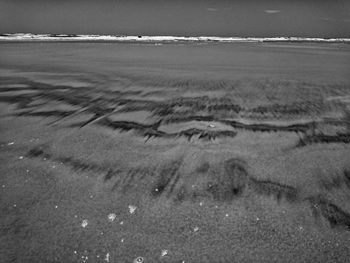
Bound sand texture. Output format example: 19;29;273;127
1;42;350;262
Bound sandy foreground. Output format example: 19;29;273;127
0;42;350;262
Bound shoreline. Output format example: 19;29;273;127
1;33;350;44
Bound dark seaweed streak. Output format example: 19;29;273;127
306;195;350;230
2;77;349;143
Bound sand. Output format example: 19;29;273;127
0;42;350;262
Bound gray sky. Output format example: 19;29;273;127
1;0;349;37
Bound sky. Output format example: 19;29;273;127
0;0;349;37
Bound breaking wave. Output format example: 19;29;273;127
1;33;349;43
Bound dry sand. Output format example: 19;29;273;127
0;42;350;262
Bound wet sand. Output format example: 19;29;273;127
1;42;350;262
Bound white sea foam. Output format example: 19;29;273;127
0;33;349;43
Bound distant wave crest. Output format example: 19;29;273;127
0;33;349;43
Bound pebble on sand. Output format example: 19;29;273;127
161;250;168;257
81;219;88;228
193;226;199;232
105;252;110;262
108;213;117;222
133;256;144;263
128;205;137;214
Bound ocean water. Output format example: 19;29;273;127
0;0;349;38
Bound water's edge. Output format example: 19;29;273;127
1;33;350;43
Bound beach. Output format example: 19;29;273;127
1;42;350;262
